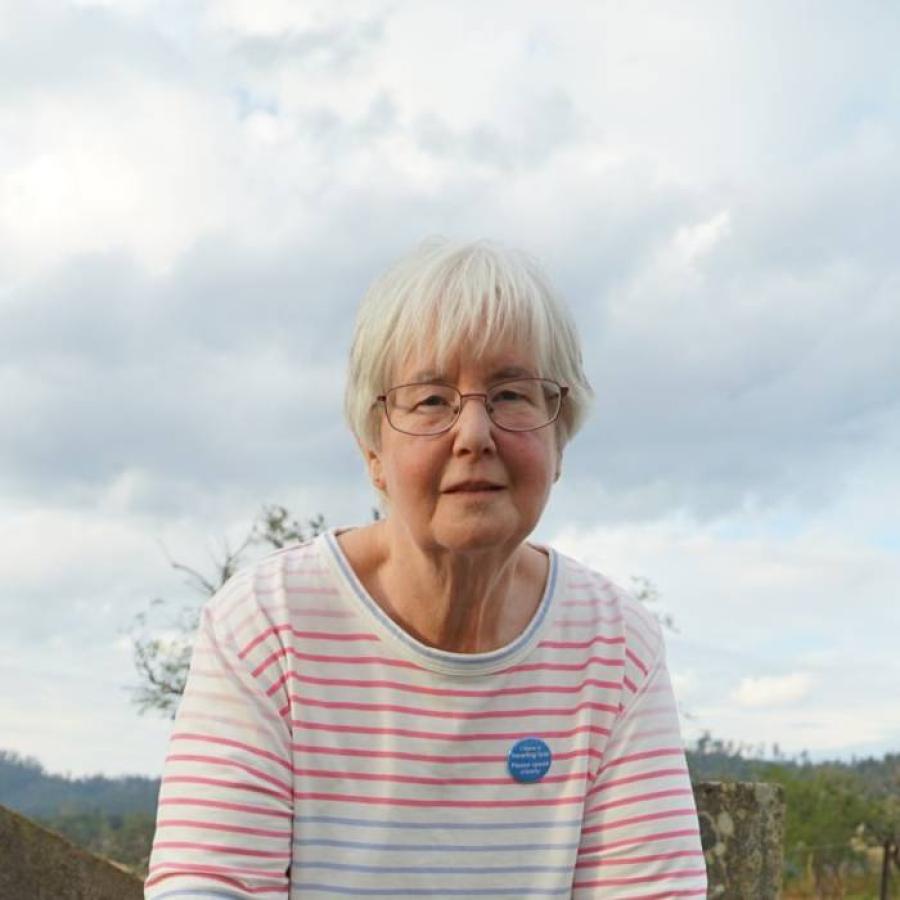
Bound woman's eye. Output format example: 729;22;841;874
493;389;526;402
417;394;450;408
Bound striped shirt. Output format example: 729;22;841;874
146;529;706;898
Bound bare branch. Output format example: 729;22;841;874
131;507;328;716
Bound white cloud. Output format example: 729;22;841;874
0;648;172;776
548;510;900;759
203;0;360;38
0;85;235;276
670;210;731;269
731;673;814;709
548;513;900;643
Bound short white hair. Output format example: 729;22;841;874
345;237;593;452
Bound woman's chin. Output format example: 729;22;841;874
428;515;524;555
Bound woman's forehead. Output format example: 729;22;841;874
392;342;542;384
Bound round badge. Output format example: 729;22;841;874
507;737;552;783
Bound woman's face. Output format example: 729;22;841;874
366;341;561;557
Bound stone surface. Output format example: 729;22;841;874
0;803;144;900
695;781;786;899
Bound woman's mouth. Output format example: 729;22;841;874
444;481;505;494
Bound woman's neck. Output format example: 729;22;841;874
338;521;547;653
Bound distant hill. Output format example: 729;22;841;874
0;750;159;818
0;750;160;876
685;735;900;799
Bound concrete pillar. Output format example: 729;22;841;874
694;781;786;899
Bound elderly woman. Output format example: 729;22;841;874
146;240;706;898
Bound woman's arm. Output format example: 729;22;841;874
573;608;707;898
145;576;294;899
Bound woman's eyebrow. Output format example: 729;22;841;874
406;365;535;383
490;365;536;379
408;369;444;382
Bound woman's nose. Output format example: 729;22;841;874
451;395;497;451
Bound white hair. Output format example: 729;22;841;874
345;237;593;452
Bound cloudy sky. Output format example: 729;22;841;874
2;0;898;777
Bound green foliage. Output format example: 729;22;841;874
36;809;156;877
686;732;773;782
769;763;871;893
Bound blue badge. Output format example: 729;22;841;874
507;737;552;783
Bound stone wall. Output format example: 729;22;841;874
0;804;143;900
695;781;786;899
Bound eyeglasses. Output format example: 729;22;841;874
377;378;568;436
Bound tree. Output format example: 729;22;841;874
130;506;328;717
772;763;873;896
630;575;678;634
867;774;900;899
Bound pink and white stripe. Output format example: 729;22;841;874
146;531;706;898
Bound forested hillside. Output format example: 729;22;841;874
687;734;900;795
0;750;158;817
0;750;158;874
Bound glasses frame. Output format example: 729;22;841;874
377;377;569;437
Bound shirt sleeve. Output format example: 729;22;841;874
572;601;707;898
145;571;294;899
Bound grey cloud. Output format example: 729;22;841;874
0;235;368;363
0;247;357;502
465;127;899;524
556;187;900;520
0;1;190;97
1;63;898;527
0;180;478;511
414;89;581;171
232;19;385;73
731;150;900;275
6;158;897;527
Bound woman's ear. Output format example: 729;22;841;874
363;443;386;493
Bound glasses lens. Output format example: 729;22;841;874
386;383;458;435
384;379;562;434
487;379;560;431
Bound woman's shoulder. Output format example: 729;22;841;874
203;535;329;623
553;550;665;661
